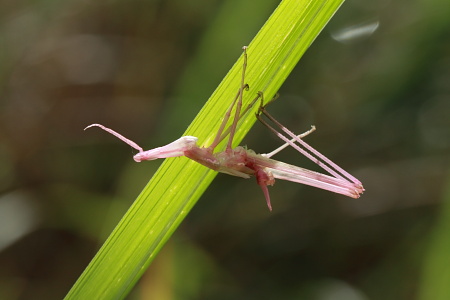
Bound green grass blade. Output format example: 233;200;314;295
65;0;346;298
419;174;450;300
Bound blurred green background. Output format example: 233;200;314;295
1;0;449;299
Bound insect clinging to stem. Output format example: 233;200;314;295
85;46;364;211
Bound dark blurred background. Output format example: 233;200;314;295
1;0;449;299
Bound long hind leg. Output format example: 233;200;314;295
256;92;363;187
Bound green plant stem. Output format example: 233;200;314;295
65;0;346;298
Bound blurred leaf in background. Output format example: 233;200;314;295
0;0;449;299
